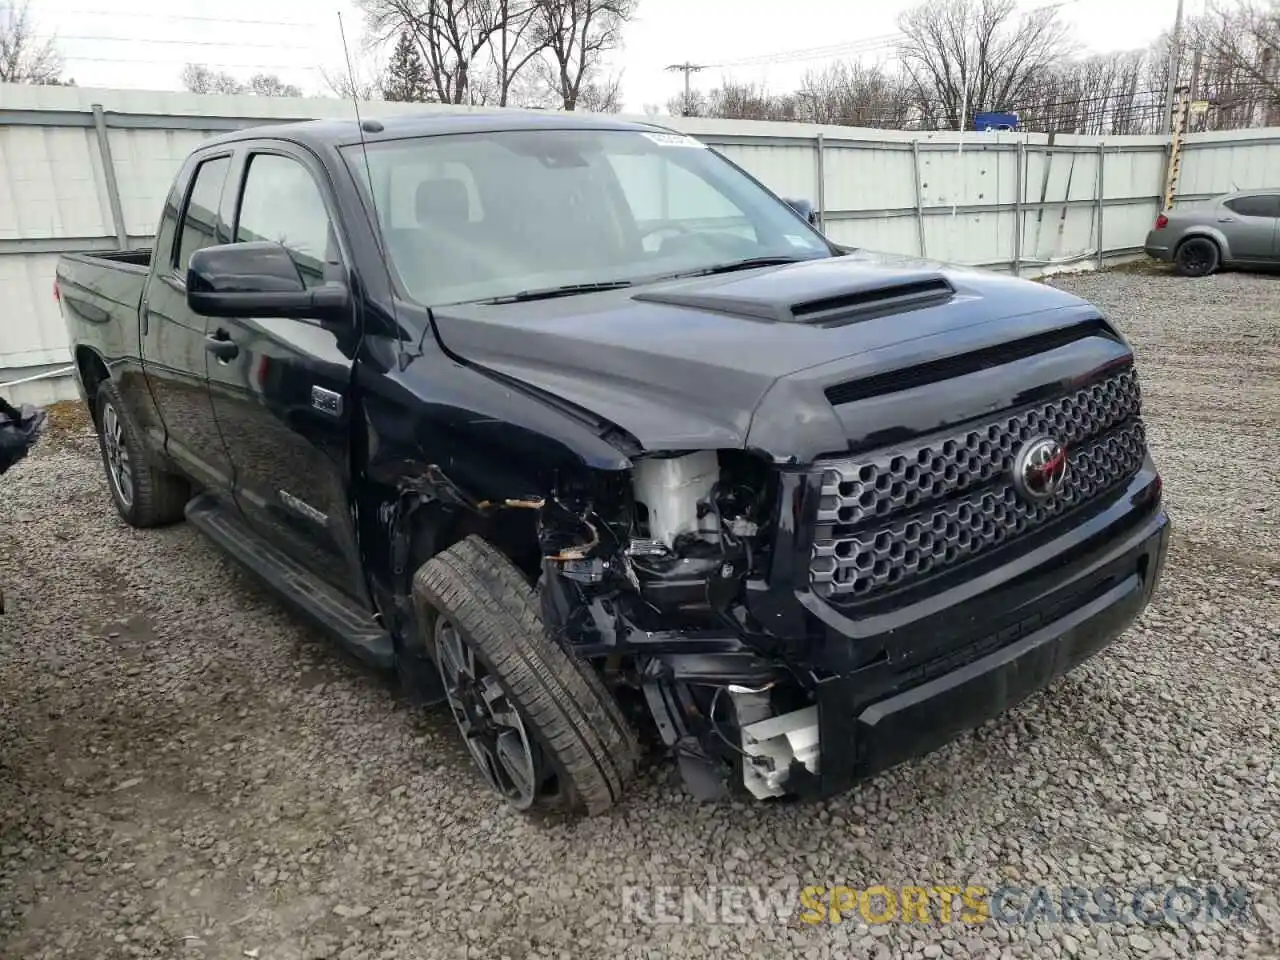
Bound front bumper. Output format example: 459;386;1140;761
802;498;1170;798
639;458;1169;802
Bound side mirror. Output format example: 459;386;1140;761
187;241;350;321
784;197;820;227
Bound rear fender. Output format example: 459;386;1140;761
1177;226;1231;261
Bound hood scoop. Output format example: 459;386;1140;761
632;258;956;326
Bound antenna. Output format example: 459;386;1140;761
338;12;411;370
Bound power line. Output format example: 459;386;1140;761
715;34;903;68
679;0;1082;75
58;34;307;49
713;0;1082;71
61;53;325;71
46;7;324;27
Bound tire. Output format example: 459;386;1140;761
411;535;638;816
1174;237;1220;277
94;380;189;528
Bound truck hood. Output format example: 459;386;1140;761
429;250;1107;462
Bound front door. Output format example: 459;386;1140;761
142;150;238;493
204;145;368;605
1221;194;1280;261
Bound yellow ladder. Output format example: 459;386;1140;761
1163;89;1192;211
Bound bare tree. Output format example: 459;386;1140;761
359;0;508;104
708;81;797;121
0;0;65;84
665;88;706;117
663;81;797;121
896;0;1072;129
485;0;544;106
249;73;303;97
797;61;912;127
576;70;623;112
1012;49;1156;134
1193;1;1280;128
651;0;1275;134
182;63;302;97
321;60;383;100
678;69;910;127
534;0;634;110
181;63;246;95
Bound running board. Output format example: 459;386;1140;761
185;494;395;671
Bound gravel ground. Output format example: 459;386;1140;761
1;266;1277;960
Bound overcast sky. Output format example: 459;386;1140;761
39;0;1197;113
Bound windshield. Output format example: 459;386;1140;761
340;128;833;306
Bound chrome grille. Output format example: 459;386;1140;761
810;368;1145;601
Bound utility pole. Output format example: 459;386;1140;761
665;62;705;115
1161;0;1186;134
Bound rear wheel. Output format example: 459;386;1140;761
1174;237;1219;277
94;381;188;527
411;536;639;816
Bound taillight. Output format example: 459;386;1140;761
1154;214;1169;230
53;280;60;303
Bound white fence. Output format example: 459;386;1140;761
3;82;1280;404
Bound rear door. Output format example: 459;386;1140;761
1220;194;1280;261
204;142;368;604
140;150;237;493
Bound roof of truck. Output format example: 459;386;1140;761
202;110;667;150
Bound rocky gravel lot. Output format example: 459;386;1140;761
1;266;1278;960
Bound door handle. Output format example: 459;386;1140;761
205;332;239;361
1217;217;1235;222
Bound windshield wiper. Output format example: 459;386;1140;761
664;255;824;280
471;280;634;304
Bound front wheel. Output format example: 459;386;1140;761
1174;237;1220;277
411;536;639;816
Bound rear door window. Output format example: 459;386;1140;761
173;156;231;274
1223;195;1279;218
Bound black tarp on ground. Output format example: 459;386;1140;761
0;397;46;477
1;396;48;613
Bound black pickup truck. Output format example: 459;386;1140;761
57;112;1170;816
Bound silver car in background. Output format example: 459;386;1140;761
1144;188;1280;277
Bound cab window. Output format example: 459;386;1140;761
173;155;231;273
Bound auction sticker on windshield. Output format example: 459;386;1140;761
643;132;705;148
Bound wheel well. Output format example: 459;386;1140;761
363;484;543;608
75;347;110;423
1175;234;1220;260
411;504;542;584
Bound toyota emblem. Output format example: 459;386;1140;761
1013;436;1068;501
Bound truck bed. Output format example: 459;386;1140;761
58;249;151;309
74;249;153;270
56;249;153;373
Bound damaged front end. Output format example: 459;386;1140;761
535;449;820;802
